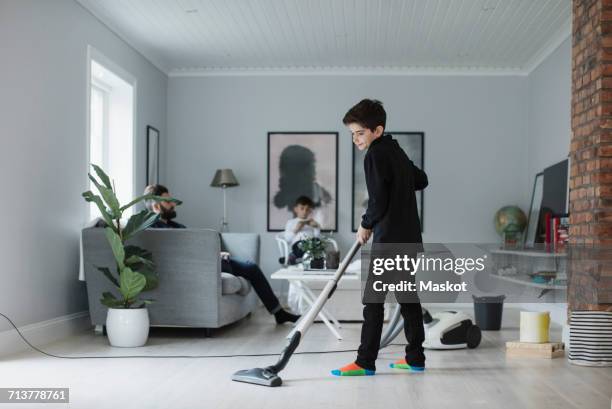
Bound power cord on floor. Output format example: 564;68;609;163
1;312;405;359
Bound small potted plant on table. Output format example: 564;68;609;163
298;237;330;269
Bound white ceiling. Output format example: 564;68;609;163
76;0;572;75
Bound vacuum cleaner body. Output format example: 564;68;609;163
422;310;481;350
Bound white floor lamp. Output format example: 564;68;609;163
210;169;239;232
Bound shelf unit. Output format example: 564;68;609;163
488;247;567;296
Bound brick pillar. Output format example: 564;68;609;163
570;0;612;312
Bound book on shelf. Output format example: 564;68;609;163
552;213;569;253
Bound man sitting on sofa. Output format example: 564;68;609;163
143;184;300;324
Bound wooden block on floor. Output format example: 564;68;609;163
505;341;565;359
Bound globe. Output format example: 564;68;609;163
494;206;527;236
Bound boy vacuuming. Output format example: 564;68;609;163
332;99;429;376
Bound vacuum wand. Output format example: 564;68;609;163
231;241;362;387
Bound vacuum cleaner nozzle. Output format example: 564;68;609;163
231;367;282;387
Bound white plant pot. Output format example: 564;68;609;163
105;308;150;347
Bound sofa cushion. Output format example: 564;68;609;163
221;272;251;295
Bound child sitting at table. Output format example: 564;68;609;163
283;196;321;264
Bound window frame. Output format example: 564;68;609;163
85;45;138;221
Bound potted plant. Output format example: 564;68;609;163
298;237;329;269
82;165;181;347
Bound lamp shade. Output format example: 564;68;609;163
210;168;239;187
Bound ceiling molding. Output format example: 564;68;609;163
523;17;572;74
168;66;528;77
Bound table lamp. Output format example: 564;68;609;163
210;169;239;231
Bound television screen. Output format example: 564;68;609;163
535;159;569;243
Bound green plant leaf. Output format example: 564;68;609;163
298;237;329;258
88;174;121;216
122;210;159;241
97;266;119;287
82;191;115;227
120;194;182;212
124;246;158;291
136;299;155;308
91;164;112;190
125;245;152;257
125;255;157;290
102;291;116;300
100;291;123;308
119;267;146;301
125;245;153;264
125;254;154;267
105;227;125;269
140;269;159;291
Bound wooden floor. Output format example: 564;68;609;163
1;307;611;409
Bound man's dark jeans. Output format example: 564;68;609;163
222;258;281;314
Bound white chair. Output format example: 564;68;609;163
274;234;339;267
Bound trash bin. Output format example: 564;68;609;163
472;295;505;330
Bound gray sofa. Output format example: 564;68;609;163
82;227;259;330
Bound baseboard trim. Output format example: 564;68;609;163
0;311;91;357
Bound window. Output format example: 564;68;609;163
88;49;136;220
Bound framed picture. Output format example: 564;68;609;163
352;132;425;232
146;125;159;186
267;132;338;232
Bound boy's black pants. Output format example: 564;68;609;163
355;302;426;371
355;251;426;371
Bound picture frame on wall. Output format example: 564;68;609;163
146;125;159;186
267;132;338;232
352;131;425;232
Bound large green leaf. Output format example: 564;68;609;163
120;194;182;212
125;245;153;261
82;191;115;228
89;174;121;217
124;245;158;291
122;210;159;241
104;227;125;269
140;269;159;291
125;254;154;267
119;267;146;301
100;291;124;308
96;266;119;287
125;254;157;290
136;299;155;308
91;164;112;190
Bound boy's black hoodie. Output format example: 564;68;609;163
361;134;428;244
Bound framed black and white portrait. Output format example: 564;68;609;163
267;132;338;232
146;125;159;186
352;132;425;232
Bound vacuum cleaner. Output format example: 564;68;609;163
380;305;481;350
232;241;362;387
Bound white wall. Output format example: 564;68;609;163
0;0;167;332
527;37;572;183
167;74;529;286
524;37;572;331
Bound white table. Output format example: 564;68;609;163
271;266;360;340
